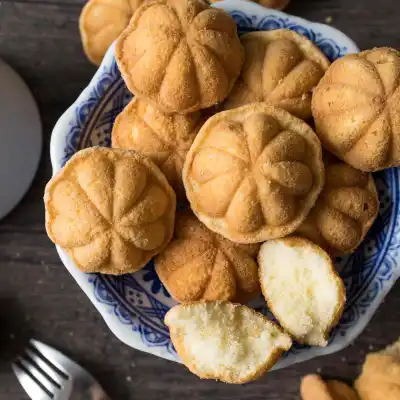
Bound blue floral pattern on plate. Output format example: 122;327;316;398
51;1;399;367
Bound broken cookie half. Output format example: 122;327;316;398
258;237;346;347
165;301;292;383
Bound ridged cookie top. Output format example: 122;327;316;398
312;47;400;171
79;0;145;65
155;211;260;303
112;98;203;198
223;29;330;119
296;157;379;255
183;103;324;243
44;147;176;275
355;338;400;400
115;0;244;114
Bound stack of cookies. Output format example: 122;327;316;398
46;0;400;384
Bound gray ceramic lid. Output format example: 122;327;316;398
0;59;42;220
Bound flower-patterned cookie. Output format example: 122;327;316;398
155;211;260;303
115;0;244;113
44;147;176;274
112;98;203;199
183;103;324;243
312;47;400;171
223;29;330;120
296;155;379;255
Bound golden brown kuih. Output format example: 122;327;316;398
155;211;260;303
355;337;400;400
223;29;330;119
44;147;176;275
183;103;325;244
300;375;359;400
296;155;379;255
312;47;400;171
209;0;290;10
165;301;292;384
79;0;146;65
115;0;244;114
112;98;203;199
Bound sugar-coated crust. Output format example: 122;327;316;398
223;29;330;119
312;47;400;172
44;147;176;275
258;237;346;347
115;0;244;114
183;103;325;244
165;301;292;384
112;98;203;199
242;29;330;70
295;158;379;256
155;210;260;303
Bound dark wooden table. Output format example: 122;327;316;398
0;0;399;398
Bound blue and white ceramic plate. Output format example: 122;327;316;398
50;0;400;369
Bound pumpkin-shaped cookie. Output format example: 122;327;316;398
301;375;359;400
115;0;244;114
183;103;325;243
155;211;260;303
44;147;176;275
296;156;378;255
210;0;290;10
355;338;400;400
312;47;400;171
112;98;203;198
79;0;146;65
223;29;330;119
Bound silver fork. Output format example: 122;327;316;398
12;339;110;400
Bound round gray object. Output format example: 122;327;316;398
0;59;42;220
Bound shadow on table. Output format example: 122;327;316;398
286;0;325;15
0;297;33;372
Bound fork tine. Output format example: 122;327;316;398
12;362;51;400
30;340;71;376
25;348;65;388
17;357;56;395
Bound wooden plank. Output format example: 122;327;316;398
0;0;399;399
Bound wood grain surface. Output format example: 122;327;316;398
0;0;399;399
